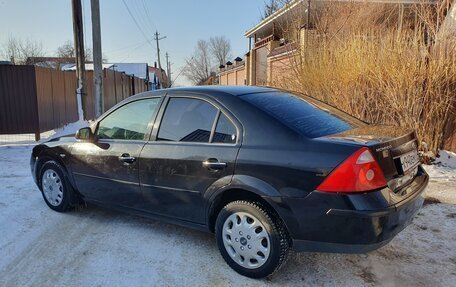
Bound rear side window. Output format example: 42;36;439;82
213;113;237;144
241;92;364;138
157;98;218;142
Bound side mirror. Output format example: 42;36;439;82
75;127;94;141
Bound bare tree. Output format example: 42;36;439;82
209;36;232;66
262;0;285;19
1;36;45;64
183;39;214;85
56;40;93;62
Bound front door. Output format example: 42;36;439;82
139;96;241;223
70;97;162;209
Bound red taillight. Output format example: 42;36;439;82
316;147;387;193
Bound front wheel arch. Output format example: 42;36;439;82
35;152;81;206
35;152;67;186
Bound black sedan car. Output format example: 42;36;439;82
31;86;428;278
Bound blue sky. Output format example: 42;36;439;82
0;0;266;86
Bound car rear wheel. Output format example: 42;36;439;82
215;200;290;278
39;160;72;212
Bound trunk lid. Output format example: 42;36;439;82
325;125;420;193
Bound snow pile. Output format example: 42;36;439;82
433;150;456;169
43;120;89;142
423;150;456;182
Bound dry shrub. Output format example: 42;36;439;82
271;1;455;153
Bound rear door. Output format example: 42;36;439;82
139;94;241;223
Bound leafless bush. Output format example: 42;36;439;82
271;0;455;153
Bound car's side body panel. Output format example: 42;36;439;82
138;92;243;223
70;140;146;208
139;142;239;223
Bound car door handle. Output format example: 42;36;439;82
202;159;227;170
119;153;136;164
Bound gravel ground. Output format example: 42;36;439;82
0;145;455;287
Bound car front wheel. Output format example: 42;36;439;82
39;160;73;212
215;200;290;278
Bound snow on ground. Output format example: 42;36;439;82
423;150;456;184
0;143;454;286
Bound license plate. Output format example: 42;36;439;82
400;151;420;173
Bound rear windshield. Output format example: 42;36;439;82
241;92;365;138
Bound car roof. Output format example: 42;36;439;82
151;85;278;97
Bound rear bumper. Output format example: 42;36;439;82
267;168;428;253
292;188;424;253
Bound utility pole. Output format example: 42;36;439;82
91;0;104;117
165;52;171;88
72;0;86;121
306;0;311;49
154;30;166;88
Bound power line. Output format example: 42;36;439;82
131;0;154;37
105;39;149;54
173;57;193;86
141;0;157;35
121;0;154;49
136;0;156;37
117;41;151;63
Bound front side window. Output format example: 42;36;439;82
157;98;218;142
97;98;161;140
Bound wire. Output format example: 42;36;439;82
121;0;155;49
141;0;156;33
105;39;149;55
131;0;153;36
172;57;193;85
117;40;151;63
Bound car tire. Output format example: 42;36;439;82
215;200;290;278
39;160;73;212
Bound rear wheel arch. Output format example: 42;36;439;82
207;188;288;236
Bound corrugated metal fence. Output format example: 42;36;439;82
0;65;148;140
0;65;40;135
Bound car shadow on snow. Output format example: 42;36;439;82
60;203;455;287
